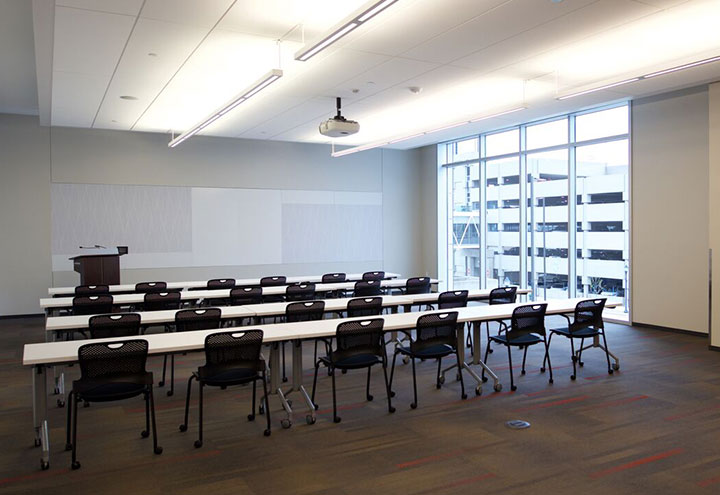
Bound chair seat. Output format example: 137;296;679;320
550;326;601;338
396;343;454;359
489;333;542;346
319;353;381;370
73;374;151;402
197;366;259;386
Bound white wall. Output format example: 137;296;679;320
0;114;430;314
0;115;52;315
631;87;709;333
709;82;720;347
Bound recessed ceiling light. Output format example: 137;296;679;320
119;95;138;100
551;0;564;3
148;52;158;57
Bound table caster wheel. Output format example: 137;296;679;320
438;374;445;385
612;362;620;371
402;356;410;365
306;415;316;425
264;429;271;436
194;440;202;448
482;376;488;383
281;418;292;429
41;460;50;470
494;383;502;392
475;385;482;396
57;399;65;408
179;424;187;432
141;430;149;438
71;461;80;470
154;446;163;455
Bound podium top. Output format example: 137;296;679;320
69;247;126;259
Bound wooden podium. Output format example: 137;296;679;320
70;247;128;285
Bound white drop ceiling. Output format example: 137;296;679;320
4;0;720;150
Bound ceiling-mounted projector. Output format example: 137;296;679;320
319;97;359;137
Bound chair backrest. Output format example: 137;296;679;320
285;301;325;323
438;290;468;309
333;318;385;361
508;303;547;340
321;273;346;284
347;297;383;318
412;312;459;352
286;283;316;301
572;298;606;331
229;286;263;306
175;308;222;333
406;277;431;294
207;278;236;290
88;313;141;339
489;286;518;305
134;281;167;294
75;285;109;296
143;291;182;311
72;295;114;315
78;339;148;380
260;276;286;287
362;271;385;281
203;330;264;371
353;280;382;297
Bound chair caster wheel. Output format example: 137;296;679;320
65;443;72;451
342;369;347;374
259;405;265;415
166;390;173;397
248;414;255;421
540;367;546;373
179;424;187;432
549;378;554;384
264;429;271;436
521;370;526;375
389;406;396;413
154;446;163;455
511;385;517;391
281;419;292;429
494;383;502;392
313;403;319;410
57;399;65;408
410;402;417;409
282;377;288;382
34;438;41;447
367;394;374;401
390;391;396;398
158;381;164;387
612;363;620;371
482;376;488;383
579;362;584;367
333;417;341;423
194;440;203;448
41;460;50;470
438;374;445;385
141;430;149;438
461;393;467;400
436;383;442;390
488;348;494;353
570;375;576;380
402;357;410;365
306;414;316;425
475;386;482;396
608;369;614;375
71;461;80;470
54;387;60;395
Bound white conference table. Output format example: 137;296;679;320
47;272;401;296
39;278;438;316
24;297;618;470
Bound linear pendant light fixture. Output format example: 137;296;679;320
168;69;283;148
331;106;526;157
557;54;720;100
295;0;399;62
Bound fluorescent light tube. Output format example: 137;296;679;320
557;78;640;100
169;69;282;148
295;0;400;62
643;55;720;78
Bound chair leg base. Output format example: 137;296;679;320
194;440;203;448
141;430;149;438
71;461;81;470
154;446;163;455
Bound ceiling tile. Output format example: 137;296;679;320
56;0;143;16
51;70;107;126
140;0;234;28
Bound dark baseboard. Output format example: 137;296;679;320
631;321;707;337
709;345;720;352
0;313;44;320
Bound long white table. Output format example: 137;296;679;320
39;278;438;315
47;272;402;296
24;297;618;470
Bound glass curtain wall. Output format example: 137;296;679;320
441;104;630;316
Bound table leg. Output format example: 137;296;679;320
32;365;50;470
442;321;502;395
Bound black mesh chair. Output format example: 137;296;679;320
479;287;518;353
437;290;468;309
321;273;346;283
347;297;383;318
135;282;167;294
483;303;552;391
353;280;382;297
311;319;394;423
261;276;287;303
389;312;466;408
229;287;263;305
204;278;236;306
286;283;316;301
546;298;614;380
72;295;114;316
404;277;432;295
142;291;182;312
88;313;141;339
65;339;161;469
362;271;385;281
180;330;271;446
284;301;325;381
75;285;110;296
161;308;222;396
